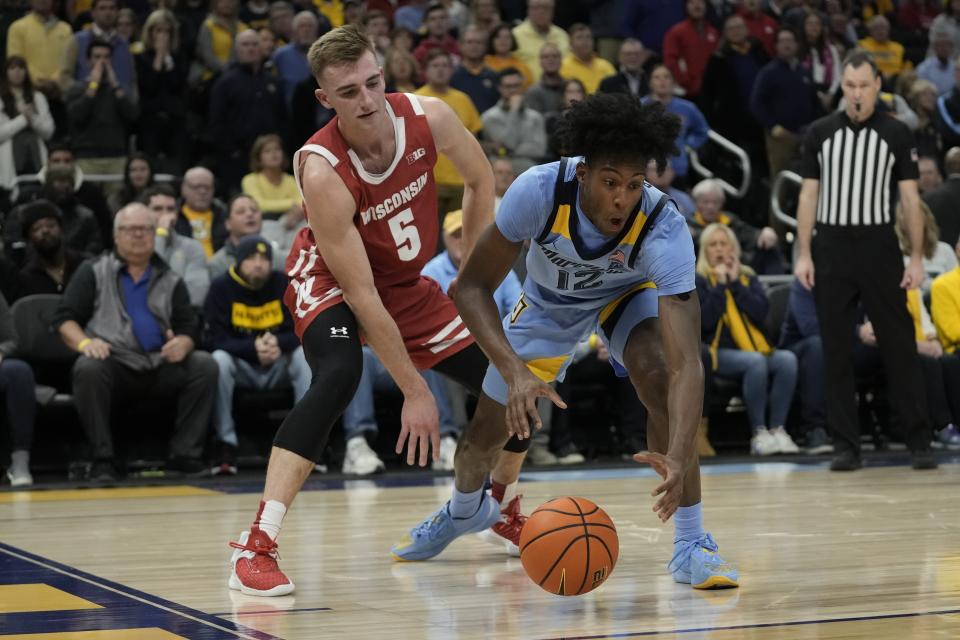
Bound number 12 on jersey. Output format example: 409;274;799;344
388;208;421;262
557;269;604;291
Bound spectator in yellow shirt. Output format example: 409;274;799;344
241;134;300;222
6;0;73;90
511;0;569;83
484;24;534;89
932;240;960;355
859;15;911;84
560;23;616;95
414;49;483;243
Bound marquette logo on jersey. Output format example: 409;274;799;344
231;300;284;332
360;172;429;224
406;147;426;164
608;249;626;273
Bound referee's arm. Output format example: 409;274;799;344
794;178;820;290
898;179;925;289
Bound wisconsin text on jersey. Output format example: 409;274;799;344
360;171;429;224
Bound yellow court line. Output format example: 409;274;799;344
0;584;102;613
0;486;220;504
1;629;187;639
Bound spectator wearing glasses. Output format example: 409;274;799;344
53;202;217;482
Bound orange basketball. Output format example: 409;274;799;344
519;497;619;596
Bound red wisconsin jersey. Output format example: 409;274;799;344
292;92;439;285
283;92;473;368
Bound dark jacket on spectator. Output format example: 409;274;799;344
64;81;139;158
696;271;770;350
291;75;334;151
778;279;819;348
700;39;769;142
52;251;198;371
135;49;188;121
208;62;287;163
597;70;647;98
3;199;102;257
749;58;819;133
623;0;685;53
19;247;87;297
204;268;298;366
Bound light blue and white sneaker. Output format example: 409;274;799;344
391;494;501;562
934;424;960;449
668;533;739;589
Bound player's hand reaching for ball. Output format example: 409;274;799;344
505;366;566;440
633;451;684;523
396;380;440;467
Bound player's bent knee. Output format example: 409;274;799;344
502;434;531;453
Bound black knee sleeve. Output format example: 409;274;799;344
273;305;363;461
502;433;531;453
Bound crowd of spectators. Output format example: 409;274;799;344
1;0;960;486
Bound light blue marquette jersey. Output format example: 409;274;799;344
482;156;696;405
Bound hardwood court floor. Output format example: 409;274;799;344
2;460;959;639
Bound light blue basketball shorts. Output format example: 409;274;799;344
481;283;660;405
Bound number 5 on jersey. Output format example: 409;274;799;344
388;208;421;262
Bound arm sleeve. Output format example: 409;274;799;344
31;92;55;140
730;275;770;326
0;112;28;144
66;85;96;127
636;208;697;297
494;164;553;243
51;260;97;330
183;242;211;306
661;28;688;90
891;121;920;181
798;123;823;180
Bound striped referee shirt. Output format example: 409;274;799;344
799;110;919;226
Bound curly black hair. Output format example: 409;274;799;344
553;93;681;172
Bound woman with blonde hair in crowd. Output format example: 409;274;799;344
384;48;421;93
907;79;944;158
695;223;800;456
136;8;188;173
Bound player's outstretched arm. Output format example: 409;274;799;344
659;292;705;464
421;96;495;263
633;292;704;521
457;223;566;437
300;154;439;466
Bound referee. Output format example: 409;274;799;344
794;50;936;471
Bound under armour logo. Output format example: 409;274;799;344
330;326;349;338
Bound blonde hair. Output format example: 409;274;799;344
696;223;755;278
896;200;940;260
142;9;179;52
308;24;377;81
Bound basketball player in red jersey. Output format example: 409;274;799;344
227;25;540;596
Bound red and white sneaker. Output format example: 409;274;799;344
477;495;526;557
228;528;295;596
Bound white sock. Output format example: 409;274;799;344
501;480;519;507
256;500;287;541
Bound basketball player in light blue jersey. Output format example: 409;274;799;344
392;93;738;590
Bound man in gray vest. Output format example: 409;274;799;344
53;203;218;482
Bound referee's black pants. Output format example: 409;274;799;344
812;225;931;455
